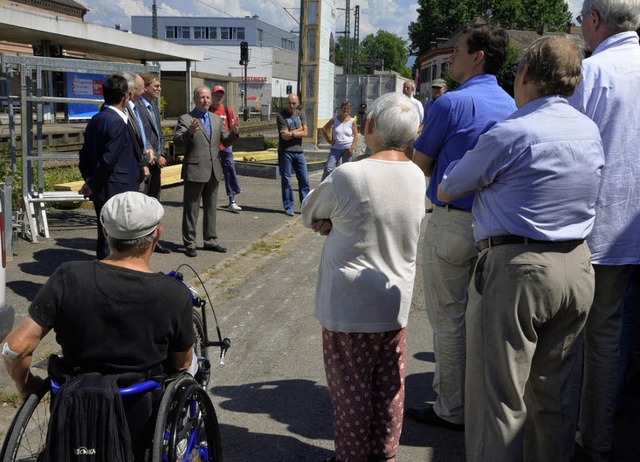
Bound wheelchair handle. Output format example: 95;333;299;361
50;379;162;396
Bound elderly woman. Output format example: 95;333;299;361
302;92;426;462
321;100;359;180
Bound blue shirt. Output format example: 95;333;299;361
568;32;640;265
440;96;604;242
413;74;516;211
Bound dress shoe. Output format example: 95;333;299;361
406;405;464;431
185;248;197;258
203;244;227;253
154;243;171;254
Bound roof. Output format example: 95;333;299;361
0;5;203;62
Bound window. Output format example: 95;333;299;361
257;29;264;46
165;26;177;39
179;26;191;39
282;38;295;51
194;26;216;40
220;27;245;40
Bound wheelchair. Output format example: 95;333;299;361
0;267;230;462
0;373;221;462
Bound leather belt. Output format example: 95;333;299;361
476;235;584;252
435;204;470;213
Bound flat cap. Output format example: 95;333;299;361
100;192;164;240
431;79;447;88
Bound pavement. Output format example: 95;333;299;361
0;165;638;460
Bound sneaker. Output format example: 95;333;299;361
228;202;242;213
285;210;295;216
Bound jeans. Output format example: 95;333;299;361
278;150;309;213
219;148;242;197
322;147;351;181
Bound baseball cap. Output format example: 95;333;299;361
100;192;164;240
213;85;225;94
431;79;447;88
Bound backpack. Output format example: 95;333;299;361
44;372;134;462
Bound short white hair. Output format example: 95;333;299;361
583;0;640;32
367;92;420;150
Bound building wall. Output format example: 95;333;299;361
132;15;299;114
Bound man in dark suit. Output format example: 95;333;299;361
137;72;171;253
121;72;151;187
174;86;239;258
79;74;142;259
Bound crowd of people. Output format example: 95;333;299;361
3;0;640;460
303;0;640;460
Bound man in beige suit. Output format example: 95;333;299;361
174;86;239;257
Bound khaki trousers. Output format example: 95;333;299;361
465;241;594;462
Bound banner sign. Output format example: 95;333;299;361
67;73;107;120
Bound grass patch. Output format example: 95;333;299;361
0;390;20;408
249;239;283;256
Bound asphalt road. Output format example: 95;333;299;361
1;166;638;460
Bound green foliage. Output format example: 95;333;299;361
264;139;279;150
496;44;521;96
359;31;411;76
159;96;167;117
408;0;572;59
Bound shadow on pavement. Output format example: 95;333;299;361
213;379;333;441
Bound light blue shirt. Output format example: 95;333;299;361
568;31;640;265
413;74;516;211
440;96;604;242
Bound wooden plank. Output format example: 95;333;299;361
53;164;185;191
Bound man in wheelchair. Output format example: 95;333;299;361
2;191;197;461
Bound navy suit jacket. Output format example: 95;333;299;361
79;106;141;204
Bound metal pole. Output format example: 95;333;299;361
297;0;305;97
243;60;249;121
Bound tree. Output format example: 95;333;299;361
408;0;572;60
360;30;411;77
334;36;364;69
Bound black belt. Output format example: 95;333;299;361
435;204;470;213
476;235;584;251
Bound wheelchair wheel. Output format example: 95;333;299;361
193;310;207;362
152;374;222;462
0;383;51;462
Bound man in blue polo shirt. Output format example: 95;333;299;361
407;24;516;430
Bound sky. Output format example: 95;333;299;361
76;0;583;53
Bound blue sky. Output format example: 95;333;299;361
77;0;583;55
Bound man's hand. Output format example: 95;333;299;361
143;166;151;181
311;219;333;236
188;118;201;136
158;156;167;168
230;120;240;135
146;148;156;165
79;183;93;198
280;130;294;141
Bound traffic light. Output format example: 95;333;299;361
239;41;249;65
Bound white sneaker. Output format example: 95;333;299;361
228;202;242;213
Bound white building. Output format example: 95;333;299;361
131;15;299;109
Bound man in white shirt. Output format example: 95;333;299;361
567;0;640;459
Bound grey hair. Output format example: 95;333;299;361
193;85;210;99
106;232;155;256
583;0;640;33
367;92;419;150
117;72;135;91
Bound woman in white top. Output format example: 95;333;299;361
302;93;426;462
321;100;359;181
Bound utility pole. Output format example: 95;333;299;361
353;6;360;71
337;0;351;74
152;0;158;39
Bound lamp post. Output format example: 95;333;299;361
240;41;250;121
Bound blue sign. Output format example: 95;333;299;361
67;73;108;120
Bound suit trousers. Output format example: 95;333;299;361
579;264;634;458
182;177;220;250
422;206;476;424
465;241;593;462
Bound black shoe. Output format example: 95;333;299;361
406;405;464;431
185;248;197;258
203;244;227;253
154;243;171;254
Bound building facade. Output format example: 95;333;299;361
131;16;299;113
